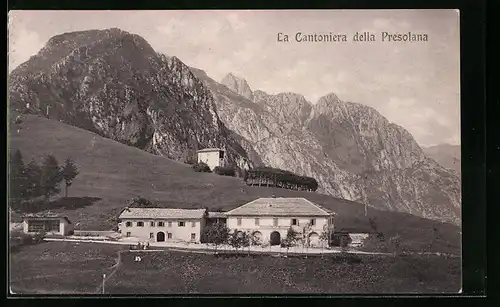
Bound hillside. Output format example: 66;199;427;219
423;144;461;176
8;113;460;253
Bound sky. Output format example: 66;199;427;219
8;10;460;147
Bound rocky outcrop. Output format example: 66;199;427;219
8;28;255;169
194;71;461;225
221;73;254;101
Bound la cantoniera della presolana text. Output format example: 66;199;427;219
277;31;429;43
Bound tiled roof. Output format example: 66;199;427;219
197;148;223;153
207;212;227;218
119;208;207;220
226;198;335;217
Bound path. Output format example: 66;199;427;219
93;249;125;294
43;238;392;256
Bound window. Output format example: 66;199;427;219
168;221;172;227
126;232;131;237
237;218;242;226
167;233;172;239
191;221;196;227
219;151;224;159
149;232;154;239
291;218;298;226
178;221;185;227
191;233;196;240
255;218;260;226
137;221;144;227
310;219;316;226
273;218;278;226
150;221;155;227
125;221;132;227
28;221;45;232
158;221;164;227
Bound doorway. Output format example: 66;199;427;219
156;231;165;242
270;231;281;246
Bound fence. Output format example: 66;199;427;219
73;230;119;237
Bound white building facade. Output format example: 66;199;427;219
118;208;207;243
197;148;226;171
225;197;335;246
22;214;74;236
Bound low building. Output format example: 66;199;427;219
206;211;227;227
118;207;207;243
225;197;336;246
197;148;226;171
22;213;74;236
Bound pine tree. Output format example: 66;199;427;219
40;155;63;201
9;149;27;207
61;158;79;197
24;159;43;200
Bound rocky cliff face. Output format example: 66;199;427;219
220;73;254;101
8;28;254;169
192;70;461;225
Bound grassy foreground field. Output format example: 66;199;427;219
10;242;460;294
8;113;461;254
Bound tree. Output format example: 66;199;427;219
61;158;79;198
9;149;27;206
203;223;230;253
282;227;300;255
40;155;63;201
241;231;251;255
286;227;300;245
339;235;351;253
319;231;329;257
192;162;211;173
24;159;43;201
229;230;243;254
250;232;261;246
129;196;153;208
301;222;312;254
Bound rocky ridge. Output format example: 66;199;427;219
191;71;461;225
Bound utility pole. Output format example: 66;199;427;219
364;203;367;217
102;273;106;294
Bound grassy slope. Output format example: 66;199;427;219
10;242;460;294
8;114;461;253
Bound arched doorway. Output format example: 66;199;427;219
308;232;319;247
156;232;165;242
270;231;281;246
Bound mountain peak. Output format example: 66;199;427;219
317;92;341;104
221;73;254;101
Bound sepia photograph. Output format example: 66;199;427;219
8;9;461;295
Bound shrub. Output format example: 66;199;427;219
213;166;236;177
330;232;352;247
192;162;211;173
10;230;46;252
